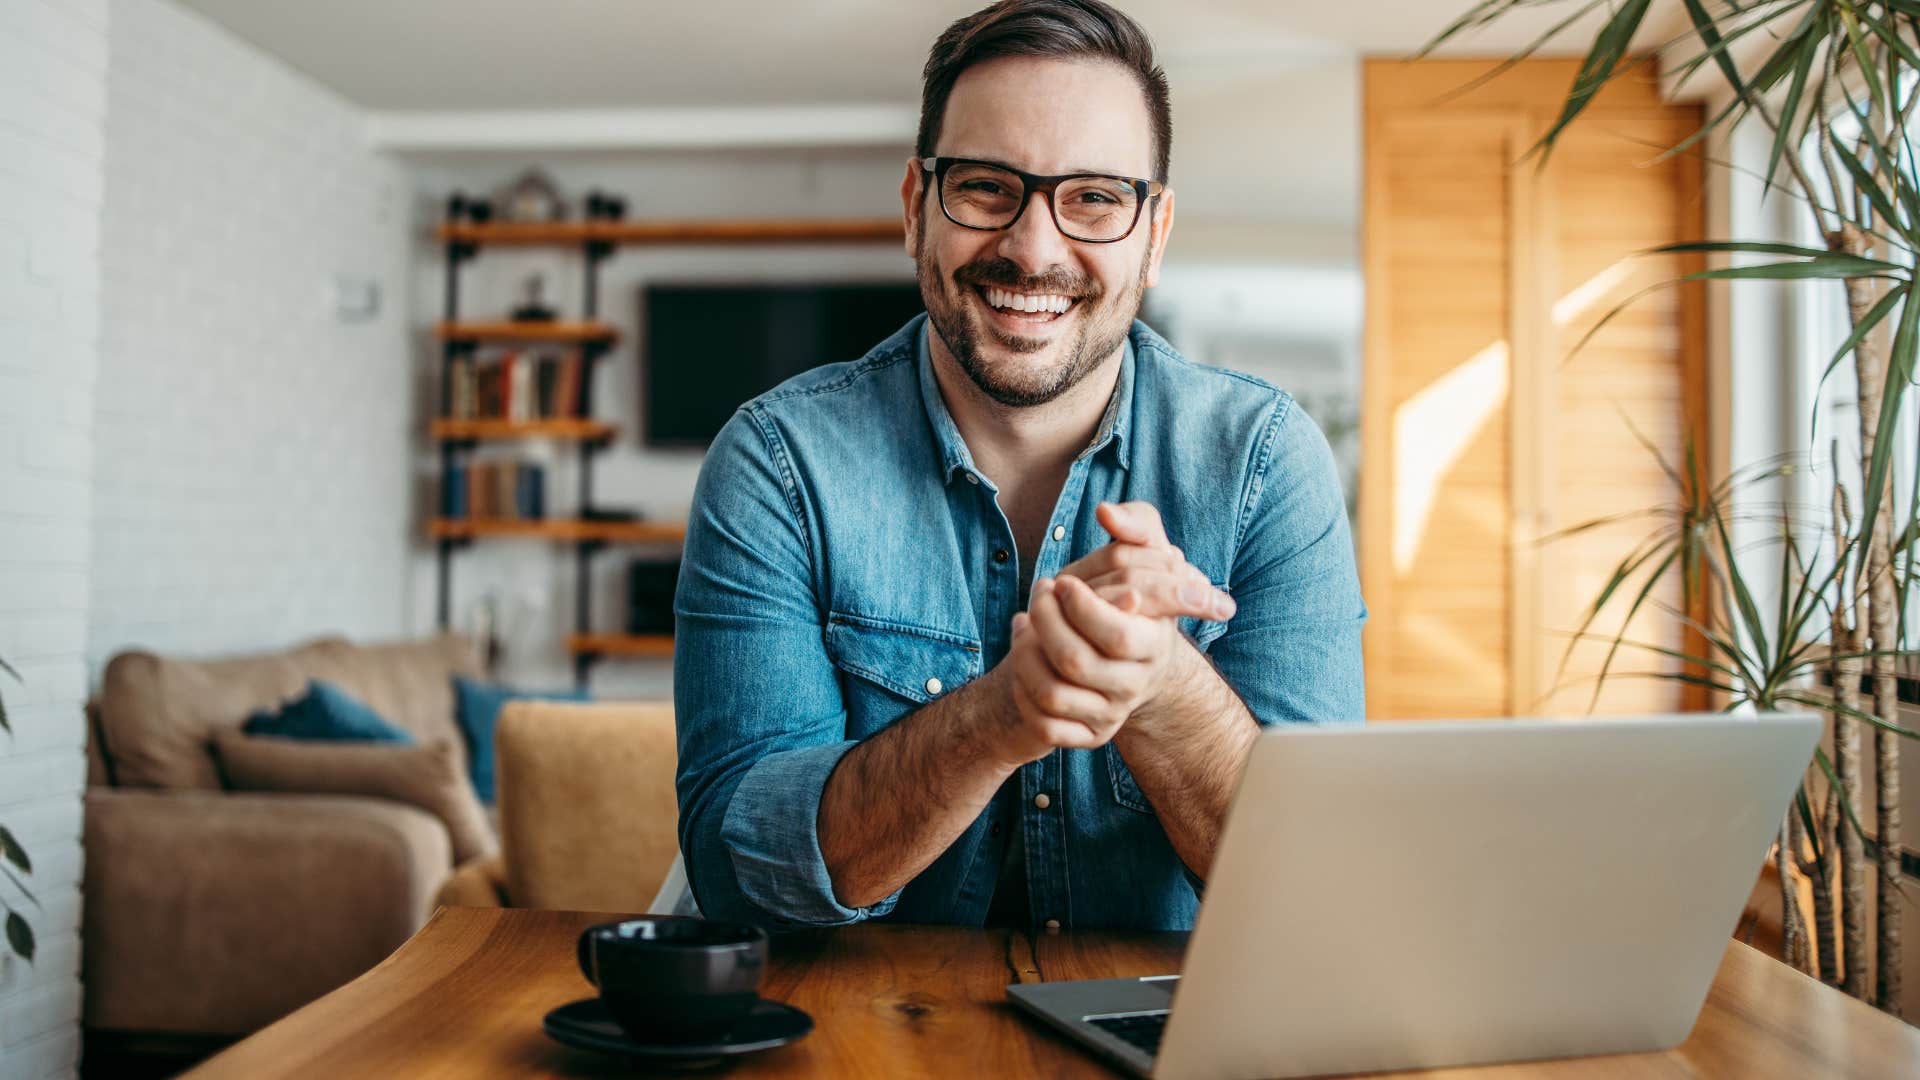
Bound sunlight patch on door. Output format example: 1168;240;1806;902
1393;341;1510;574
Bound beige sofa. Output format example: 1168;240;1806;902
82;632;486;1038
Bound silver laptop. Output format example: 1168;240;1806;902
1008;713;1820;1080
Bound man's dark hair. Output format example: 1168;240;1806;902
917;0;1172;183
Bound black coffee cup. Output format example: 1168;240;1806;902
576;916;768;1044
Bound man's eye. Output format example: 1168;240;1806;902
960;180;1008;195
1076;191;1119;205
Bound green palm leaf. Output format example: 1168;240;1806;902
1533;0;1655;161
0;827;27;875
5;910;31;964
1851;287;1920;587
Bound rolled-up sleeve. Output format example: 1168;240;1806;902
674;409;901;927
1207;396;1367;727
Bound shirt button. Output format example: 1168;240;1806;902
990;823;1002;838
925;676;943;695
1033;793;1051;810
1044;919;1061;931
965;472;980;485
993;548;1010;564
1051;524;1066;541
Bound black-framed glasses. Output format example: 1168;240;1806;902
918;156;1164;244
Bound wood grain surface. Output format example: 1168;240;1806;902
1361;57;1707;721
185;907;1920;1079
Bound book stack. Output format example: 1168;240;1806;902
447;349;584;421
443;459;546;520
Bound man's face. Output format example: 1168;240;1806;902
903;55;1174;408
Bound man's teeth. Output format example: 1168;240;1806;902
984;287;1074;314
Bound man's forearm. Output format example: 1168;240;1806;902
1112;641;1259;879
816;675;1018;909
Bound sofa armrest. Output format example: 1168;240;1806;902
83;788;451;1035
435;852;508;909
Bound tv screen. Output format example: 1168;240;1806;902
643;282;926;447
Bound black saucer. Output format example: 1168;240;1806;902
543;997;812;1063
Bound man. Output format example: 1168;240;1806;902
674;0;1363;932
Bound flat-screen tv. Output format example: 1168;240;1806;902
643;282;926;447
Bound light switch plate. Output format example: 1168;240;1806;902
333;273;381;322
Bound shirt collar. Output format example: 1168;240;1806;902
916;320;1136;488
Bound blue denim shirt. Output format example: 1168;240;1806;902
674;314;1364;931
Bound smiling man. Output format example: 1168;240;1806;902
673;0;1365;931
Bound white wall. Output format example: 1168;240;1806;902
0;0;107;1073
89;0;415;672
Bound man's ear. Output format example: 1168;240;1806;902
900;158;924;258
1143;187;1175;289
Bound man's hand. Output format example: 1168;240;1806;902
1060;502;1234;623
973;501;1231;769
982;572;1203;766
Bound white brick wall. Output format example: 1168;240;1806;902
1;0;418;1070
0;0;108;1074
90;0;414;669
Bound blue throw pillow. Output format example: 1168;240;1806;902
243;679;414;744
454;675;590;804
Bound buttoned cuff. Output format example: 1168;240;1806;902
719;740;905;927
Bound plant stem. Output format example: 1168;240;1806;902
1792;792;1838;982
1832;480;1868;998
1777;820;1810;973
1818;782;1842;985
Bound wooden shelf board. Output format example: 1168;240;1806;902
436;320;617;342
431;418;615;442
568;633;674;658
436;218;903;247
439;220;594;245
430;518;685;544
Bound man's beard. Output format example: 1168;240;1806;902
915;225;1149;409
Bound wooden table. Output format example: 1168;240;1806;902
187;906;1920;1078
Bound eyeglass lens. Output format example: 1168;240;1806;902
940;163;1140;241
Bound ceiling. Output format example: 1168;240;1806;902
175;0;1693;111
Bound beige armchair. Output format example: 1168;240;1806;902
436;700;682;914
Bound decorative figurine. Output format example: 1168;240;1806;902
511;273;557;322
499;168;565;223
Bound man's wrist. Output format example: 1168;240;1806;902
956;665;1037;776
1130;635;1212;734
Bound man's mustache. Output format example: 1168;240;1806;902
953;258;1099;300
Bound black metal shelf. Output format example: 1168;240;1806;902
434;223;651;689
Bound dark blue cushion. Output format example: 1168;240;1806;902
243;679;414;744
454;676;590;804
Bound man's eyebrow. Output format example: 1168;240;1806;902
948;154;1140;177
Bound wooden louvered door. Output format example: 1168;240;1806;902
1361;58;1707;720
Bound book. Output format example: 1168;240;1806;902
467;460;487;519
558;354;581;418
535;354;558;419
515;461;546;519
447;356;476;420
511;354;533;422
499;351;517;421
443;461;468;517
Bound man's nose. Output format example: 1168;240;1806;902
995;186;1073;272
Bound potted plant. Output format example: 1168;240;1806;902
1425;0;1920;1015
1;651;32;964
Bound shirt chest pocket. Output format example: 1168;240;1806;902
824;614;983;739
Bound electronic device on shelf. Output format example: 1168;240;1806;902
641;282;925;447
627;560;681;635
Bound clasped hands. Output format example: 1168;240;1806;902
985;501;1234;767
